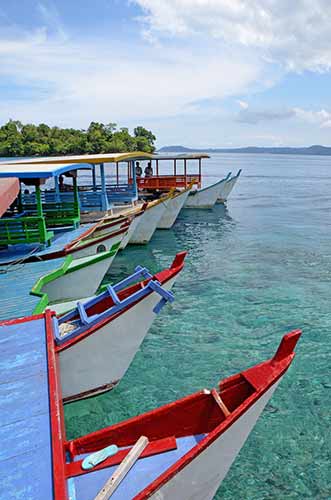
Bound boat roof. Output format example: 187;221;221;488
0;178;19;216
0;162;93;180
0;314;55;499
6;152;154;166
151;153;210;160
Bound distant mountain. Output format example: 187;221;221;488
158;145;331;156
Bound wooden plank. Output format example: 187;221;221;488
66;436;177;478
93;436;149;500
211;388;231;417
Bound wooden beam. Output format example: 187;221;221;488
211;388;231;417
94;436;149;500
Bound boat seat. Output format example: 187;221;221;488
0;216;54;246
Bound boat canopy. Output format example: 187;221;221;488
0;162;92;180
151;153;210;160
1;153;154;209
6;152;154;166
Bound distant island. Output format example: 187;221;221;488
158;145;331;156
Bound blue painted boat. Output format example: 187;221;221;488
0;253;186;404
0;161;131;265
0;312;301;499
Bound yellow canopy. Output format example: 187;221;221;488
7;152;154;166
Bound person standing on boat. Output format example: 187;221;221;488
144;161;153;177
135;161;142;177
59;175;72;192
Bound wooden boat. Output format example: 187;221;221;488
132;153;209;192
0;161;129;265
128;196;171;244
6;152;154;213
0;249;117;321
216;169;242;204
56;252;186;402
64;330;301;499
157;184;192;229
0;314;300;499
184;173;232;209
92;204;148;250
0;216;128;265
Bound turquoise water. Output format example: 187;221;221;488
63;153;328;498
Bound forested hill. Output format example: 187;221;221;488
0;120;156;157
159;145;331;156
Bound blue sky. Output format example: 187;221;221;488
1;0;331;147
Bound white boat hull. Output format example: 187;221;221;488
71;230;125;259
150;381;280;500
217;171;241;203
42;253;113;303
119;216;141;249
129;202;166;244
184;180;223;209
157;189;190;229
59;276;177;401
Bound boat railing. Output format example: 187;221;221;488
56;271;175;345
21;198;80;228
0;215;54;246
133;174;201;191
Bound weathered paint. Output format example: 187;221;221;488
0;315;54;499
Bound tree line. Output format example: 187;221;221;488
0;120;156;157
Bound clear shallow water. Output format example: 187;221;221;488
63;153;327;498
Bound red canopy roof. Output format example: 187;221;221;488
0;177;19;216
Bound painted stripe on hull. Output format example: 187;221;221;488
148;381;280;500
58;277;176;400
157;190;190;229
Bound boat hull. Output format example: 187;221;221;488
184;180;222;209
129;202;166;244
149;382;280;500
119;216;141;249
217;170;241;203
41;252;113;303
157;189;190;229
58;276;177;402
70;229;125;259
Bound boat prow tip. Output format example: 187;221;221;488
171;251;188;269
272;329;302;364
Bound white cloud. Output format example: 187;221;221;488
0;26;263;126
293;108;331;128
133;0;331;71
237;100;248;109
236;105;331;129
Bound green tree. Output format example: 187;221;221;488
0;120;156;157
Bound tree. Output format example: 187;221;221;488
0;120;156;157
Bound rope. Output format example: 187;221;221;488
0;246;42;274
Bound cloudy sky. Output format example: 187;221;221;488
1;0;331;147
